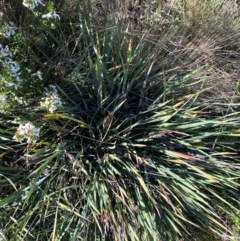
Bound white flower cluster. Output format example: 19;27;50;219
0;45;12;58
40;85;63;113
13;121;41;143
0;22;18;38
0;93;7;113
0;44;44;90
31;70;43;81
22;0;60;20
22;0;45;10
42;12;60;20
0;44;22;90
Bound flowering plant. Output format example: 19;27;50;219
13;121;41;143
40;85;63;113
22;0;45;10
1;1;240;241
0;1;61;114
0;1;63;164
0;22;17;38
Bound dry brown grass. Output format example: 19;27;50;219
90;0;240;105
2;0;239;101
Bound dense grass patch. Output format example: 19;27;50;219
0;0;240;240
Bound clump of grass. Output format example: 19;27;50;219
0;0;240;240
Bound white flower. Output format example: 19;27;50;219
42;12;60;20
0;46;12;58
12;72;21;78
0;94;7;106
22;0;30;8
7;75;22;90
22;0;45;10
41;94;63;113
49;104;57;113
14;96;24;104
4;57;12;65
3;22;17;38
0;94;7;113
10;62;20;74
7;82;16;89
40;85;63;113
32;71;43;80
0;45;22;90
49;85;57;93
13;122;41;143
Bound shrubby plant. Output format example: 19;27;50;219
22;0;45;10
0;0;62;111
0;0;240;240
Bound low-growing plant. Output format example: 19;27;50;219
1;0;240;241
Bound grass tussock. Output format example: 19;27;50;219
0;0;240;240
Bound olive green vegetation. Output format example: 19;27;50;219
0;0;240;240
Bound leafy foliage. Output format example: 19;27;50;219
0;0;240;240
